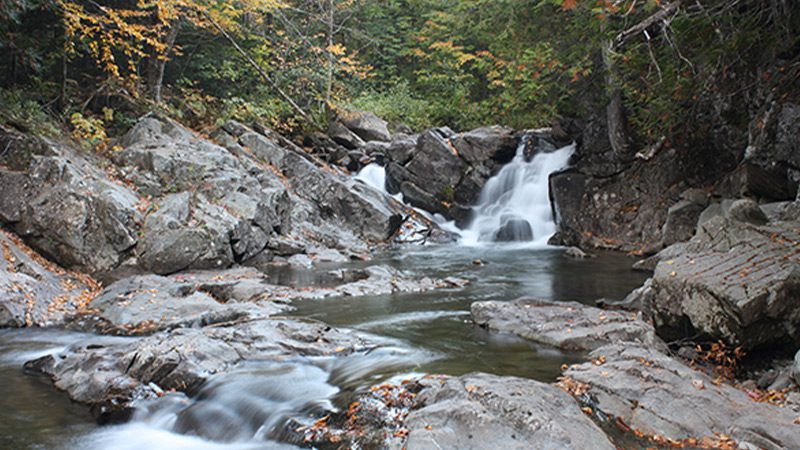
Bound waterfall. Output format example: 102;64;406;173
460;139;574;246
354;163;388;193
354;138;574;247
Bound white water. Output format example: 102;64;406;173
460;141;575;246
355;139;574;247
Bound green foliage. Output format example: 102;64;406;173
349;82;435;131
0;88;61;137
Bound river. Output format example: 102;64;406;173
0;244;647;449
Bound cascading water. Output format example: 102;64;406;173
353;137;574;246
460;139;574;246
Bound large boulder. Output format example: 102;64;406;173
399;373;615;450
0;229;99;327
563;343;800;449
640;212;800;347
472;298;663;352
0;128;142;278
336;109;392;143
451;126;517;166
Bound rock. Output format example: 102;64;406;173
761;201;800;222
661;199;706;246
793;350;800;386
26;317;376;422
138;192;238;275
450;126;518;166
399;373;615;450
563;343;800;449
564;247;595;259
328;121;365;149
386;135;418;166
471;298;663;352
83;268;287;335
494;218;533;242
716;162;796;201
727;198;768;225
644;215;800;347
404;129;465;200
0;134;142;278
336;110;391;143
0;229;99;327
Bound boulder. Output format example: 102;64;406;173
83;267;288;335
399;373;615;450
494;218;533;242
404;129;465;199
386;135;418;166
471;298;663;352
336;110;391;143
563;343;800;449
0;151;142;279
0;229;99;327
328;121;365;149
138;192;238;275
661;200;705;246
642;215;800;347
450;126;518;166
793;350;800;386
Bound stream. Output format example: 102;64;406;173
0;246;647;449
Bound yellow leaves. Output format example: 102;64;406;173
327;43;346;56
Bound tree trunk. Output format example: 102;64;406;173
146;20;181;103
324;0;335;118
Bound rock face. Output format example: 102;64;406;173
1;115;425;279
399;373;615;450
563;343;800;449
0;127;142;278
0;229;99;327
385;126;524;224
26;317;375;423
637;213;800;347
471;298;663;352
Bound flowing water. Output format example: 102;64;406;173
0;141;650;449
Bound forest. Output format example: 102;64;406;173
1;1;800;450
3;1;796;143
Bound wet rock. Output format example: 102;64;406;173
26;317;376;422
0;230;99;327
643;215;800;347
564;247;595;259
83;265;466;336
471;298;662;352
494;218;533;242
563;343;800;449
399;373;615;450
